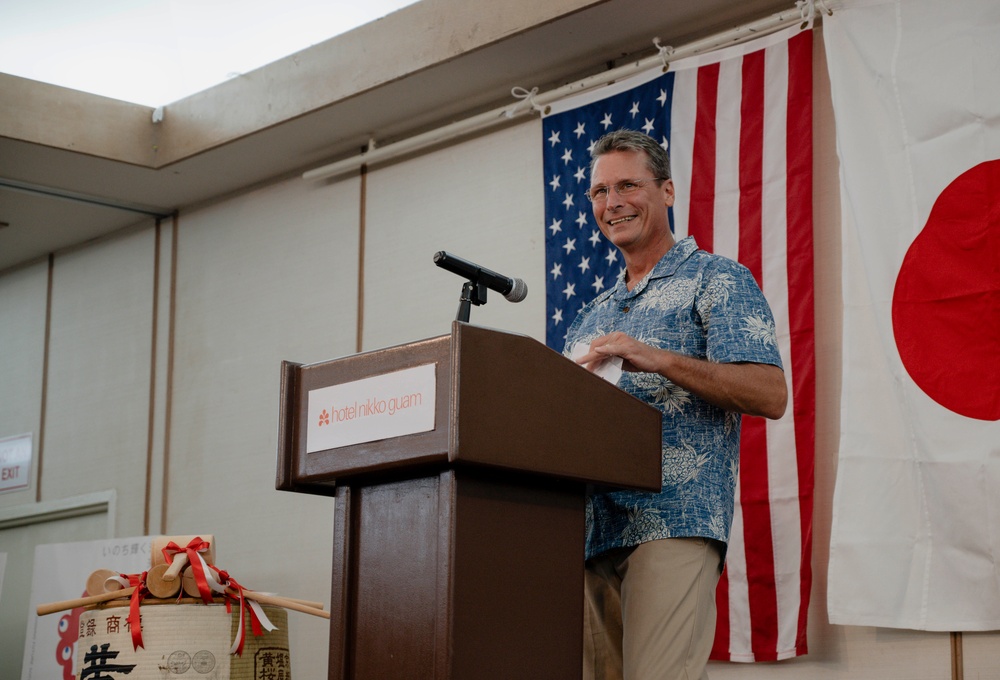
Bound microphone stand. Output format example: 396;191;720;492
456;280;488;322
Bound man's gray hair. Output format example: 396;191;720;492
590;129;671;180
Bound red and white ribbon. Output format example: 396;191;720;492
161;537;214;604
121;571;148;651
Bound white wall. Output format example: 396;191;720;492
363;122;547;350
164;173;365;677
40;228;156;536
0;262;48;505
1;28;998;680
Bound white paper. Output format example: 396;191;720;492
571;341;623;385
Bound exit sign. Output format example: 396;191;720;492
0;433;32;493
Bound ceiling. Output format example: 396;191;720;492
0;0;795;274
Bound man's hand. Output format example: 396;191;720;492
574;331;663;374
575;332;788;419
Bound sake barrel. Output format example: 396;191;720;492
74;601;290;679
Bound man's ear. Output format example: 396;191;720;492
662;179;675;208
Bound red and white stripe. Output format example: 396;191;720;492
670;25;815;662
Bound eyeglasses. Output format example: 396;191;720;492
586;178;667;203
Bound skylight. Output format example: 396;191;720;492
0;0;419;107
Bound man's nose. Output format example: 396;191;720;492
606;187;626;207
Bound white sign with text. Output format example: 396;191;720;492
306;363;436;453
0;433;32;493
23;536;153;680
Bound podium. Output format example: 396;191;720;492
276;322;661;680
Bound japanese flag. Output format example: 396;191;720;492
824;0;1000;630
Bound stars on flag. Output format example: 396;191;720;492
542;70;672;349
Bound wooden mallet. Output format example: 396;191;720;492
151;534;216;582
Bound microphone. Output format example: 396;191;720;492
433;251;528;303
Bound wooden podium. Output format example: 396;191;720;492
276;322;661;680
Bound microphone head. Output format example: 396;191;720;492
504;278;528;303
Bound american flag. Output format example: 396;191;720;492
542;25;815;662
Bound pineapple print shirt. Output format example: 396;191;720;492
563;236;783;561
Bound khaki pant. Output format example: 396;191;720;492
583;537;724;680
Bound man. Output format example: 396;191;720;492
567;129;787;680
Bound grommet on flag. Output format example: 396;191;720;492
652;37;674;71
795;0;817;25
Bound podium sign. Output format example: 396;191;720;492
305;363;437;452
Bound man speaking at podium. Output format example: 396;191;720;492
568;130;787;680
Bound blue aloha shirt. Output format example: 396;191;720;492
563;236;783;561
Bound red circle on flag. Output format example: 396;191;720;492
892;159;1000;421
